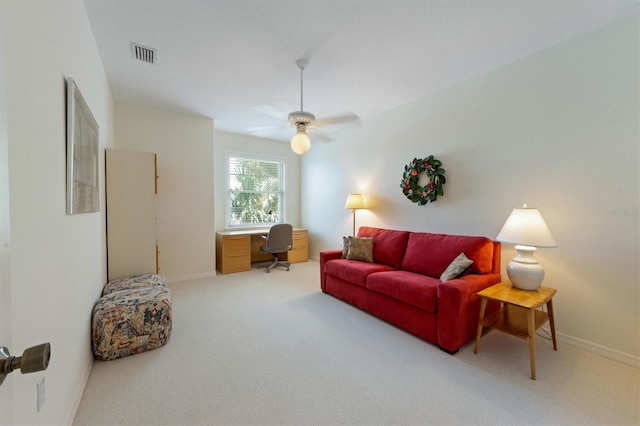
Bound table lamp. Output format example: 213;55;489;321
345;193;366;236
496;205;557;290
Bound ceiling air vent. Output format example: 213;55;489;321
130;42;157;64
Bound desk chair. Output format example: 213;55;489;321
259;224;293;272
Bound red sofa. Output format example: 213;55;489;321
320;227;501;353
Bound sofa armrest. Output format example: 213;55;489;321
437;273;501;353
319;249;343;291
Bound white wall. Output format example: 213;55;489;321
213;130;302;232
0;1;114;424
115;102;215;281
302;16;639;363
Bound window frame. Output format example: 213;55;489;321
224;150;287;229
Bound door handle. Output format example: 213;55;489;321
0;342;51;386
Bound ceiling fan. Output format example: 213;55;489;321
252;59;360;154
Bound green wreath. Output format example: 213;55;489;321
400;155;446;205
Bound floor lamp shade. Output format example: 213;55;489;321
345;194;366;236
496;206;557;290
345;194;365;210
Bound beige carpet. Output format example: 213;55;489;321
74;261;639;425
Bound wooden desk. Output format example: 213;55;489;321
216;228;308;274
474;281;557;380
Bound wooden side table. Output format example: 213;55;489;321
474;281;557;380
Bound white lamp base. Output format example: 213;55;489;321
507;245;544;291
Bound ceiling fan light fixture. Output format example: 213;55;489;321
291;125;311;154
249;58;357;150
288;111;316;126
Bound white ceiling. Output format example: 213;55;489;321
83;0;638;142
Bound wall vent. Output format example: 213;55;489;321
130;42;157;64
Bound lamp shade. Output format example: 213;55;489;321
496;207;557;248
290;131;310;154
345;193;365;210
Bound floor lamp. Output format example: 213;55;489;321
345;193;366;236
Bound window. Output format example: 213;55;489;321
226;152;285;227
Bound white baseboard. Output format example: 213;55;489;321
543;327;639;368
167;271;217;284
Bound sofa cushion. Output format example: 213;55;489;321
401;232;494;278
366;270;439;313
324;259;396;287
357;226;410;269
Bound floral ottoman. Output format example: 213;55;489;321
102;273;167;296
92;276;172;361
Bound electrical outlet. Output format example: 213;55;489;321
37;376;45;412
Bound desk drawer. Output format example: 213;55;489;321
288;245;308;263
221;253;251;274
290;230;308;263
222;235;250;253
216;234;251;274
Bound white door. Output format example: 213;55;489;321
0;159;13;424
0;30;14;424
106;149;157;280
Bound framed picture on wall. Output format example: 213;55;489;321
66;76;99;214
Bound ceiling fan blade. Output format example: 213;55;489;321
246;124;290;139
308;128;334;142
250;103;293;120
316;112;361;128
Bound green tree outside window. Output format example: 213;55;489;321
228;155;285;226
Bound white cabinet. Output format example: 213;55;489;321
106;149;158;281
